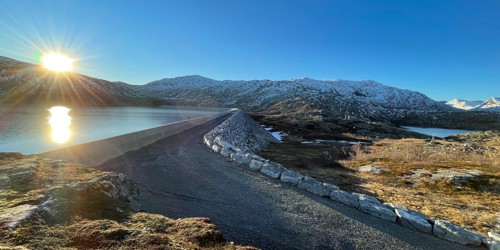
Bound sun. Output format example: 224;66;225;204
42;53;73;72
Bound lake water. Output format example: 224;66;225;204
0;105;219;154
402;126;478;138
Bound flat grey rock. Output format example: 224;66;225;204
433;219;482;246
384;202;408;211
358;165;387;175
395;208;432;233
359;201;396;222
298;176;329;197
249;159;265;171
230;153;253;165
260;162;285;179
280;170;304;185
399;206;429;220
220;147;232;157
247;153;266;162
0;174;10;189
217;139;235;150
323;183;339;192
490;231;500;241
485;237;499;250
211;144;221;153
352;193;380;204
330;190;359;208
0;204;37;229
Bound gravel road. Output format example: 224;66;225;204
97;115;477;250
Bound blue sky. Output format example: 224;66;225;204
0;0;499;101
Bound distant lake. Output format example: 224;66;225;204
0;105;219;154
402;126;478;138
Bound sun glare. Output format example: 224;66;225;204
42;53;73;72
48;106;72;144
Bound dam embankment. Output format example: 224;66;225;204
38;111;230;166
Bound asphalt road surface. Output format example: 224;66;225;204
97;115;477;250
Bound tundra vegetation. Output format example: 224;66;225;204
257;115;499;234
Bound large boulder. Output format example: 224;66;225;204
260;162;285;179
280;170;304;185
330;190;359;208
230;153;253;165
0;154;139;229
358;201;396;222
352;193;380;204
220;147;232;157
433;219;482;246
323;183;340;192
395;208;432;233
297;177;330;197
249;160;265;171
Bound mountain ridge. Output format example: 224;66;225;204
0;56;166;106
446;97;500;112
1;56;498;130
140;74;453;119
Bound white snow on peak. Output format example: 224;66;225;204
446;98;483;110
446;97;500;112
141;75;451;119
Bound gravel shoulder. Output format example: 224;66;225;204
97;115;477;249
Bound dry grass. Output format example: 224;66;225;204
340;138;500;234
345;138;499;168
2;213;258;250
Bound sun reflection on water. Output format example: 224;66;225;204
48;106;72;144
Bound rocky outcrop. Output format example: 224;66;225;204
0;153;139;230
0;153;258;249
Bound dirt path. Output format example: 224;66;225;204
97;115;476;250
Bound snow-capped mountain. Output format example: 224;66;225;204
446;99;484;110
0;56;162;106
140;75;453;121
446;97;500;112
1;56;497;129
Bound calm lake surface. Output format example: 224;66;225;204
402;126;478;138
0;105;219;154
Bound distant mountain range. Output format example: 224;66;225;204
1;56;498;130
140;75;453;120
446;97;500;112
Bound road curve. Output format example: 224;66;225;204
97;115;477;250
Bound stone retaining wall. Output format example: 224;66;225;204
204;110;499;249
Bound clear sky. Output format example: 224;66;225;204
0;0;499;101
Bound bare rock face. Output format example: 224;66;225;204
0;154;139;229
